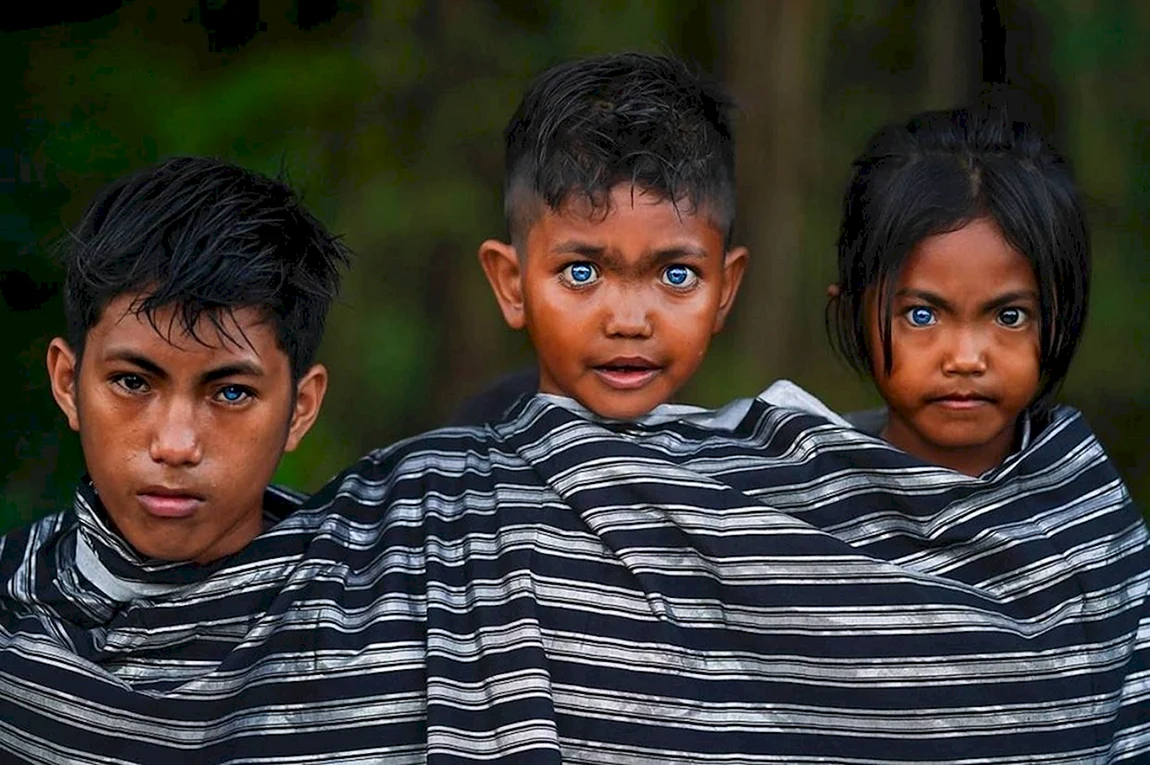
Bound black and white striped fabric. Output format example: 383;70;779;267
1;395;1147;763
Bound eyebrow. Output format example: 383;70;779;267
200;362;265;384
549;240;709;269
894;288;1040;314
894;289;954;312
104;350;265;385
979;290;1039;312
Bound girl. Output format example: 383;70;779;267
826;105;1090;476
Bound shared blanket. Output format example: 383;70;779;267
0;395;1146;763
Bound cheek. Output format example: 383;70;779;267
527;289;595;343
661;299;719;360
1002;335;1042;391
212;413;287;488
78;396;142;465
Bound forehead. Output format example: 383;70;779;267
526;184;726;254
897;218;1036;290
85;294;284;368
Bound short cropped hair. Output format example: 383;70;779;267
828;105;1091;406
503;52;736;245
62;157;351;380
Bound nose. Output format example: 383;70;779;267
603;288;654;338
942;326;988;376
149;398;203;467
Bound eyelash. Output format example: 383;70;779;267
214;385;256;406
661;264;700;290
110;373;149;395
903;306;937;327
558;262;701;290
996;307;1030;328
108;374;256;406
900;306;1032;328
558;262;599;288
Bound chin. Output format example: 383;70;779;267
921;428;1001;451
585;398;660;421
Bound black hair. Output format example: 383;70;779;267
62;156;351;380
828;104;1090;407
503;52;736;245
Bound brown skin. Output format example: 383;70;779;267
480;184;748;421
46;294;327;564
867;217;1041;476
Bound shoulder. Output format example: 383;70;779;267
842;407;887;437
449;367;538;426
756;379;853;428
0;510;73;585
302;421;514;517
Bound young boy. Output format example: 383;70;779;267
475;52;748;422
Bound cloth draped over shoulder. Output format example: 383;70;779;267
0;392;1147;764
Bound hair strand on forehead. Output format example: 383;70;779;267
503;52;737;247
60;156;352;380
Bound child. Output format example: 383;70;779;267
825;104;1090;476
0;156;355;761
476;52;748;422
44;156;348;563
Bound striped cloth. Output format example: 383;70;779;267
0;394;1147;763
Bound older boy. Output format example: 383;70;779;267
0;157;364;761
43;161;336;565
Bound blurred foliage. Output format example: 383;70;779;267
1;0;1146;533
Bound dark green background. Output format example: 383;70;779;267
2;0;1146;532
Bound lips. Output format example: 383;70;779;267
137;486;205;519
929;392;994;410
592;356;663;390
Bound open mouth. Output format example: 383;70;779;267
592;358;662;390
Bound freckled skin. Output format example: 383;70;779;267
868;218;1042;476
46;294;326;563
480;184;748;420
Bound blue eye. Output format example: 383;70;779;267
562;262;599;285
907;306;936;327
217;385;252;405
662;265;698;288
997;307;1027;328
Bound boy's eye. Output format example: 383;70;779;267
111;373;149;394
661;265;699;289
905;306;937;327
996;307;1028;328
561;262;599;285
215;385;254;405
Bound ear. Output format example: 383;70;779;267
284;364;329;452
478;239;526;330
713;246;749;333
46;338;81;431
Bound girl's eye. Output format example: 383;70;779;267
997;307;1028;328
906;306;937;327
561;262;599;286
215;385;253;405
661;265;699;289
112;374;149;394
